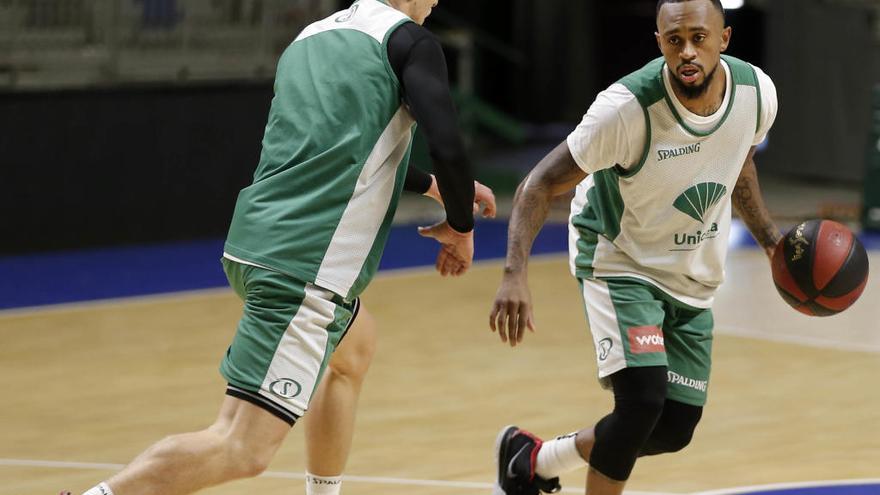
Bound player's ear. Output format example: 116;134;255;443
720;26;731;52
655;31;662;51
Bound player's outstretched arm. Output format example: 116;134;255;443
489;141;587;347
732;146;782;259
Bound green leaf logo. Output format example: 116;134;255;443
673;182;727;222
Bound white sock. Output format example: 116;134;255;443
305;472;343;495
535;432;588;479
82;482;114;495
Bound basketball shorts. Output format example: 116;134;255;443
220;258;360;425
579;276;713;406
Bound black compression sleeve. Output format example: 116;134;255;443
404;166;432;194
388;23;474;232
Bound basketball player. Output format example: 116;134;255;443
489;1;780;494
73;1;496;495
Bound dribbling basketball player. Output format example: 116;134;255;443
488;1;781;494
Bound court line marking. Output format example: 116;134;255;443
0;457;669;495
692;478;880;494
6;457;879;494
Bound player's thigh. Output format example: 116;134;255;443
580;277;668;380
220;259;358;424
663;305;713;406
327;304;376;378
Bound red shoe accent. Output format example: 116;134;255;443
515;428;544;482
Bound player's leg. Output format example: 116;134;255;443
95;396;290;495
80;260;357;495
495;366;667;495
494;278;669;495
583;366;668;494
304;305;377;494
639;301;713;456
638;399;703;456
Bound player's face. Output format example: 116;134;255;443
409;0;438;25
655;0;731;98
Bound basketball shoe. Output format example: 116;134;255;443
493;425;561;495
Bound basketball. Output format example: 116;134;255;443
771;220;870;316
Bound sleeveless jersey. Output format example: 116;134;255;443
224;0;415;300
569;55;764;308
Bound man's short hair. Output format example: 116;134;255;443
656;0;725;21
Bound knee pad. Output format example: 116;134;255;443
640;400;703;456
588;366;668;481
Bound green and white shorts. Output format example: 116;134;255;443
579;276;714;406
220;258;359;425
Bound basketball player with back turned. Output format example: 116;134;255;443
71;1;497;495
489;0;780;494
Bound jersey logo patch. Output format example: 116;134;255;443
657;142;702;162
597;338;613;361
627;326;665;354
673;182;727;222
270;378;303;399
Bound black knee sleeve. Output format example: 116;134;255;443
639;400;703;456
588;367;667;481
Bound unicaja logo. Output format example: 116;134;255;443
270;378;302;399
670;182;726;251
673;182;727;222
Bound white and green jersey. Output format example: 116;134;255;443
224;0;415;300
567;56;778;308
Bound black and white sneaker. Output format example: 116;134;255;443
492;425;561;495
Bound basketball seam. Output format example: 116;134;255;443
821;237;868;298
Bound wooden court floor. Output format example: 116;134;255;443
1;252;878;495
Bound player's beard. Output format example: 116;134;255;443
672;62;718;100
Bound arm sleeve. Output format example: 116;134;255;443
388;23;474;232
566;84;644;174
404;166;432;194
753;65;779;146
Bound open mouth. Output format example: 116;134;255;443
679;65;701;84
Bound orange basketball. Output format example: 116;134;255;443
770;220;869;316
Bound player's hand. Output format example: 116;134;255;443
489;270;535;347
473;181;497;218
417;221;474;277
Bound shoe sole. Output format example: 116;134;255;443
492;425;519;495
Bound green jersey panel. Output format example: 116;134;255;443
224;0;416;300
